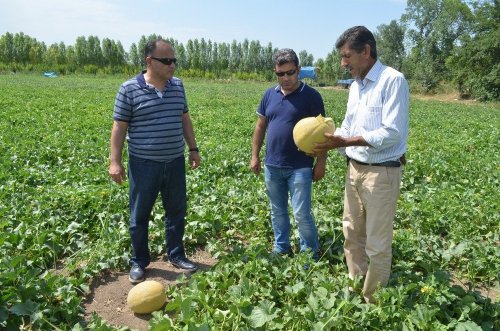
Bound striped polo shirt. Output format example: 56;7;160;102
113;72;188;161
335;60;409;163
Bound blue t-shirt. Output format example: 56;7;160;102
257;82;325;168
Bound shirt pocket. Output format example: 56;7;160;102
362;105;382;129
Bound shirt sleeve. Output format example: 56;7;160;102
113;84;133;122
256;90;269;117
182;83;189;113
311;89;325;117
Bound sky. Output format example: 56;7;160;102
0;0;407;61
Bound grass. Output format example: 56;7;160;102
0;74;498;330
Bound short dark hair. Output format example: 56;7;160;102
272;48;299;67
335;26;377;60
144;39;172;59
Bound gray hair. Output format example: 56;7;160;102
335;26;378;60
272;48;299;67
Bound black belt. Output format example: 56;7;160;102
348;157;401;167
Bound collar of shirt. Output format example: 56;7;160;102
145;82;167;98
274;82;306;95
355;60;383;89
137;70;171;95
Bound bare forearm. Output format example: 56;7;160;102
110;121;128;163
252;128;265;157
314;134;370;153
342;135;371;148
316;151;327;165
109;120;128;184
182;113;197;149
252;117;267;158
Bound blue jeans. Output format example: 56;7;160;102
128;155;187;268
264;165;319;259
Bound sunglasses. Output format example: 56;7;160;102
275;69;297;77
150;57;177;65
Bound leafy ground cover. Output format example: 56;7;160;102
0;74;498;330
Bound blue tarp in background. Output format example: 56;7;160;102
299;66;317;80
43;71;58;78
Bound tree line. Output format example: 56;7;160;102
0;0;497;101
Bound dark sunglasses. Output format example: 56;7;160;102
150;56;177;65
275;69;297;77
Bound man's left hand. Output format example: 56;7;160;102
189;151;201;169
313;162;326;182
313;133;345;154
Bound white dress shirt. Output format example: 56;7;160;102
335;60;409;163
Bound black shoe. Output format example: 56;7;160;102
170;257;198;271
129;265;145;283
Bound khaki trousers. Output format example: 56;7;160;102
343;161;402;303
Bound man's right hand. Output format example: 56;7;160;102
250;156;262;175
109;162;126;184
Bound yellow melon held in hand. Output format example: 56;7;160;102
293;115;335;154
127;280;166;314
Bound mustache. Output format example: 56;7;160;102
342;66;352;73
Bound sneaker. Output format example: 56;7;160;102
170;257;198;271
129;265;145;283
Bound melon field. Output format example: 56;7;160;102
0;74;498;330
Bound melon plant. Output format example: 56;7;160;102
293;114;335;153
127;280;166;314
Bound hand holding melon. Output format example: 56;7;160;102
293;115;335;154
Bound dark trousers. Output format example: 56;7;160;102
128;155;187;268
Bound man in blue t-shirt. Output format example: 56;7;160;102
250;48;328;260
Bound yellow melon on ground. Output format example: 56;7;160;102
293;114;335;153
127;280;166;314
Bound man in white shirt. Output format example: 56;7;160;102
314;26;409;303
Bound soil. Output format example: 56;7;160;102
451;277;498;303
321;85;482;104
83;250;217;331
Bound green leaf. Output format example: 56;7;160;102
307;293;319;311
249;306;269;328
180;297;194;321
0;306;8;322
151;319;175;331
315;287;328;298
291;281;305;294
189;323;210;331
249;301;278;328
10;300;38;316
454;321;482;331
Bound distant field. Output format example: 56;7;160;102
0;74;498;330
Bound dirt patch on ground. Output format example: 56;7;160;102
451;277;498;303
83;250;217;331
320;85;481;104
411;92;480;103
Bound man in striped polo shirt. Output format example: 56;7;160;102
109;39;201;283
314;26;409;303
